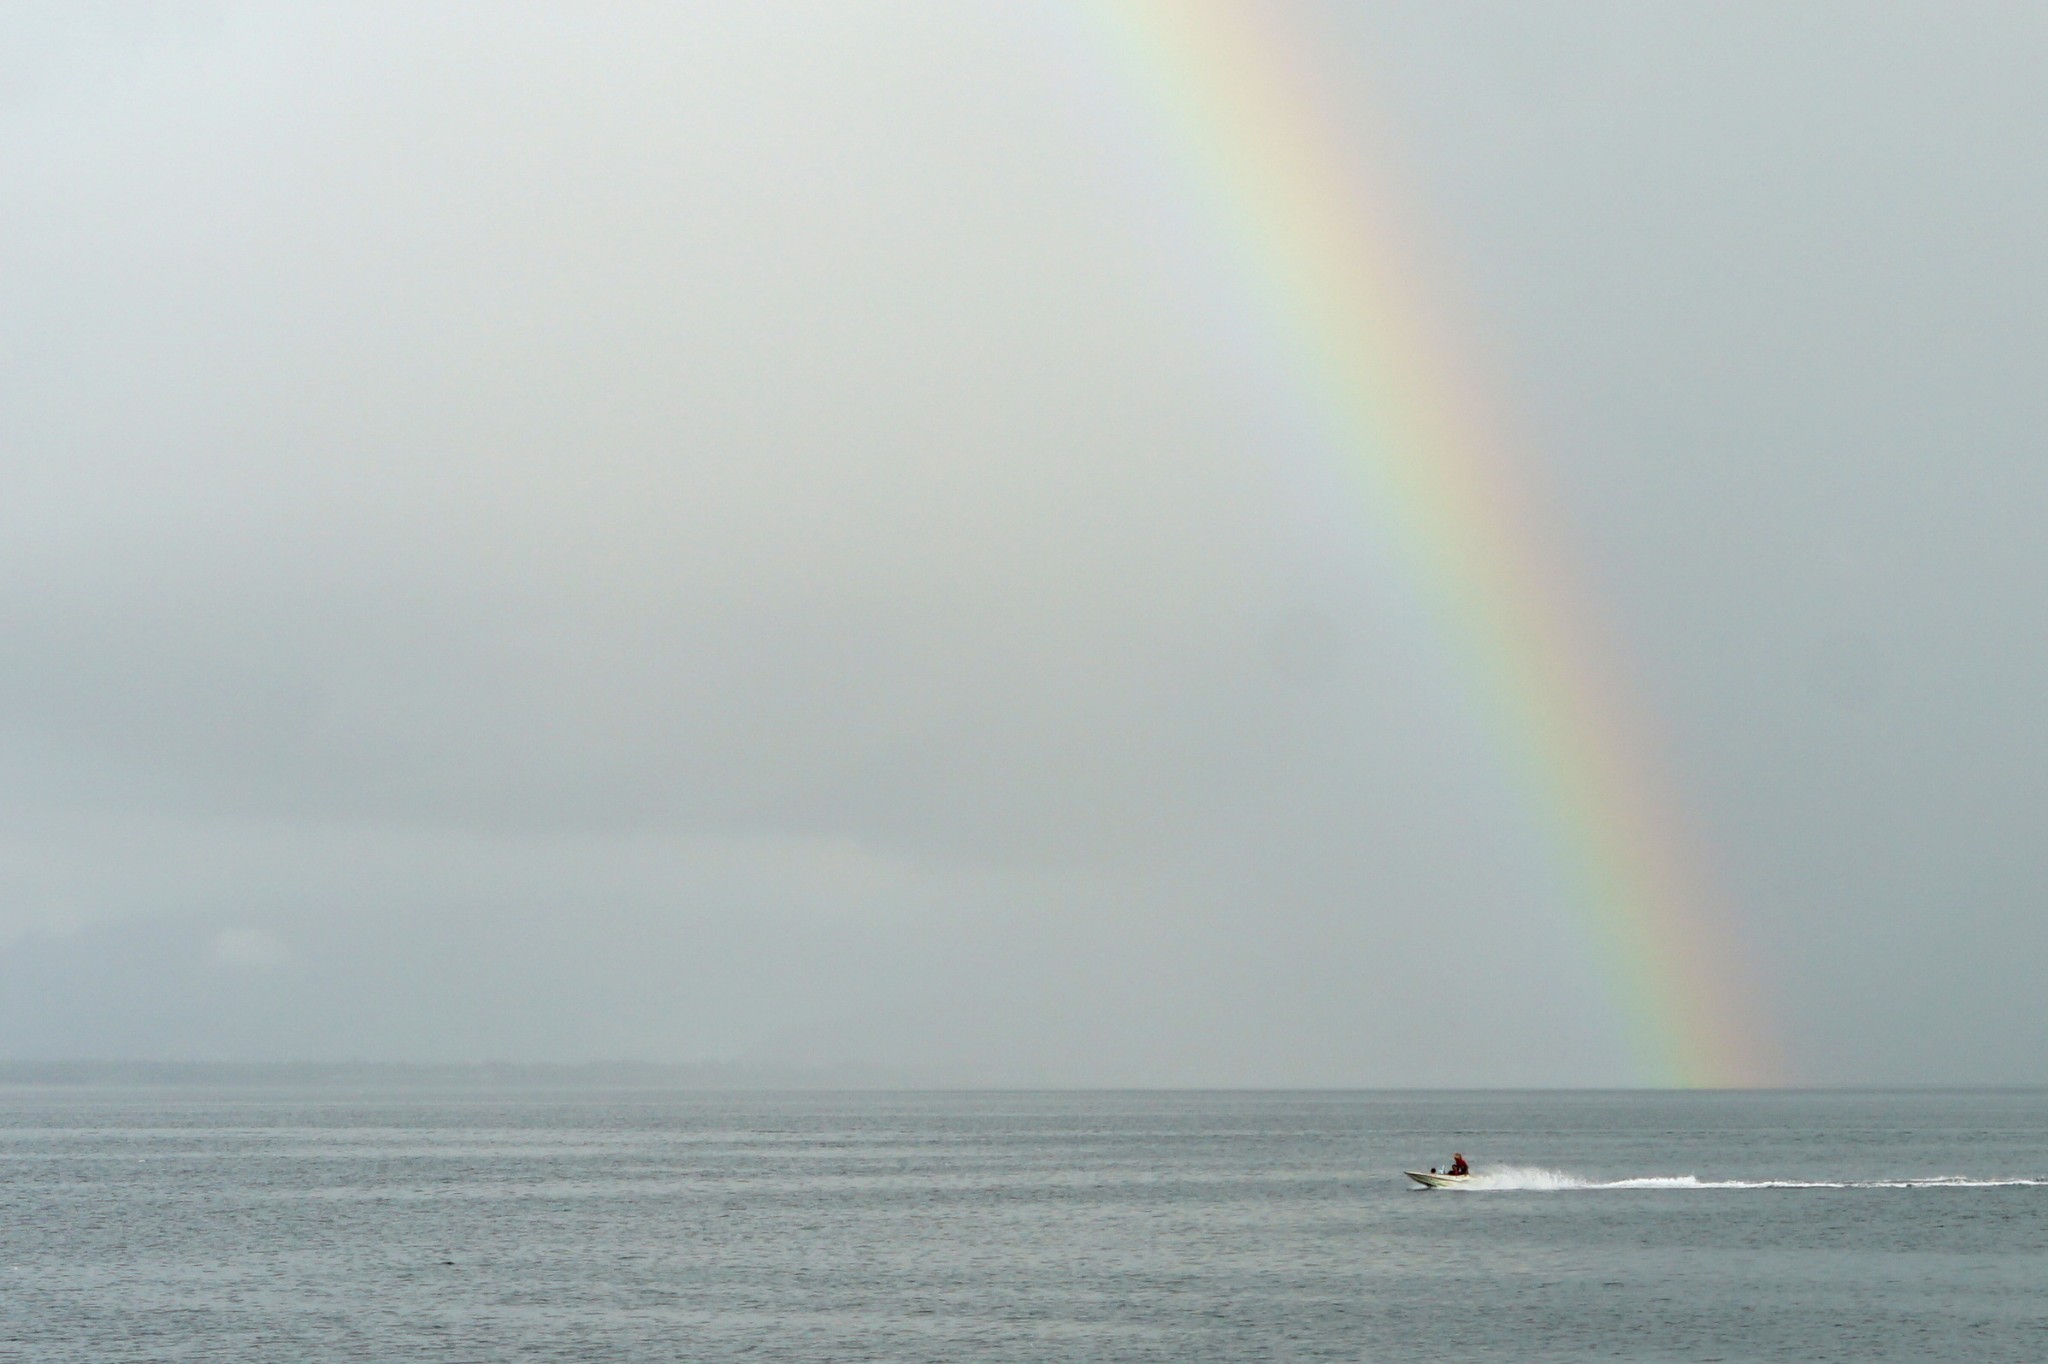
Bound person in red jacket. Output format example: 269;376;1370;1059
1446;1153;1470;1177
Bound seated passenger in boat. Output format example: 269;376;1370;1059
1446;1153;1470;1177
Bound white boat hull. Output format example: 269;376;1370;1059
1405;1170;1472;1188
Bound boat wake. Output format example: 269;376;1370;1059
1464;1165;2048;1191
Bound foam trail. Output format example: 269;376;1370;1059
1465;1165;1593;1191
1462;1166;2048;1191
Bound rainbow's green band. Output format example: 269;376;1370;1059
1094;0;1783;1087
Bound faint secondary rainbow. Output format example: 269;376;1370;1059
1090;1;1783;1086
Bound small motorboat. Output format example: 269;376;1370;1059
1405;1170;1472;1189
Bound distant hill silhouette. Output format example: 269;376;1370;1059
0;1060;946;1089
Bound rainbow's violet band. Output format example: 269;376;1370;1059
1095;1;1782;1087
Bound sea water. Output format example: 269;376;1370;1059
1;1089;2044;1361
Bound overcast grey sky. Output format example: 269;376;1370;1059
3;2;2044;1085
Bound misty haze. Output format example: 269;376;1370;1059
5;2;2047;1089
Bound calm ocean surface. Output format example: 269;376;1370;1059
2;1089;2043;1361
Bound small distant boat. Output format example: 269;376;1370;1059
1405;1170;1472;1189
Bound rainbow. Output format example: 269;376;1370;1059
1089;1;1782;1086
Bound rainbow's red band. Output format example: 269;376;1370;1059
1092;0;1784;1087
